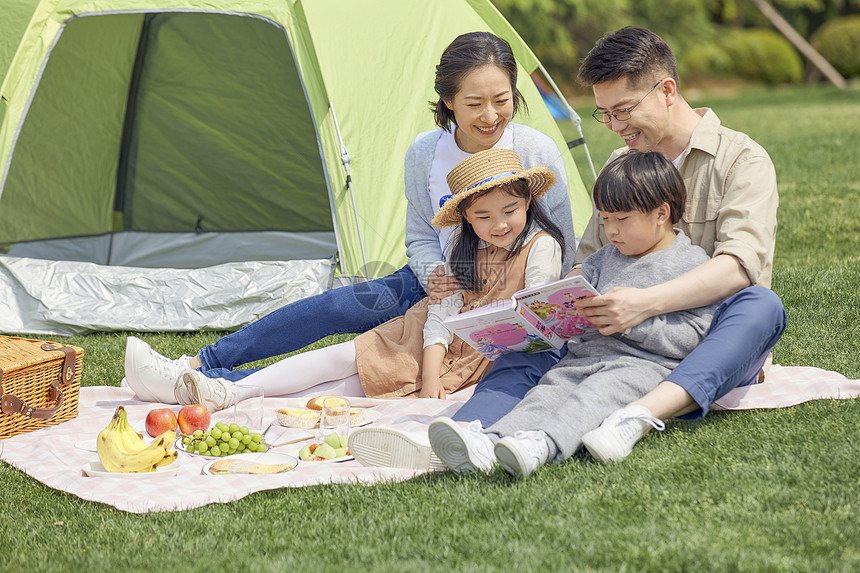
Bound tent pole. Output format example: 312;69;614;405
329;102;370;281
537;64;597;182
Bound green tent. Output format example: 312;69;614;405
0;0;592;334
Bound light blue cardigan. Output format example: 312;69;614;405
404;122;577;291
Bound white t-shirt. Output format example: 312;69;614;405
428;126;515;256
672;149;685;168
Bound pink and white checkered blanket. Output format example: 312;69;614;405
1;364;857;513
713;364;860;410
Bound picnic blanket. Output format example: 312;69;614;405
714;364;860;410
1;364;857;514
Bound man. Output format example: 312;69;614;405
348;27;786;472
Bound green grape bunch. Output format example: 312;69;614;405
180;422;267;457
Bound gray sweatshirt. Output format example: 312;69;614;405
576;231;718;367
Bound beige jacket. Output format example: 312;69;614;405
574;108;778;288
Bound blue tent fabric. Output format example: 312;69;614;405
531;73;569;120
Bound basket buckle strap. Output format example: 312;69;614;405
2;380;64;420
0;344;72;420
40;343;76;386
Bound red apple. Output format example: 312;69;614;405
177;404;211;435
145;407;178;438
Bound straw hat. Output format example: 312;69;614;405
432;148;556;228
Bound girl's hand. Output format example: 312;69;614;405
419;377;447;399
426;265;460;303
576;286;655;335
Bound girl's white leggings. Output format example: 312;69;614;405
235;340;366;400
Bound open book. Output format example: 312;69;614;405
443;275;600;360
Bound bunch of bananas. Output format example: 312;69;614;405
96;405;178;473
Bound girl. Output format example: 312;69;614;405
177;148;565;409
422;150;725;477
122;31;576;403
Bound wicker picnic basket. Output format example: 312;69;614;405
0;336;83;439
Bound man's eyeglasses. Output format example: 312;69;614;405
591;80;663;124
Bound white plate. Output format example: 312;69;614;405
276;408;382;429
298;453;354;464
345;408;382;428
82;460;182;478
202;452;298;476
75;439;99;453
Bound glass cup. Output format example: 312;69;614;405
231;385;265;431
318;396;350;445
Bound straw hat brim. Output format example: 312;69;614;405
431;166;556;228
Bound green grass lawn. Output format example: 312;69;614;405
2;85;859;572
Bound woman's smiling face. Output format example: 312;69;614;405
445;65;514;153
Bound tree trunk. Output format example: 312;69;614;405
751;0;846;88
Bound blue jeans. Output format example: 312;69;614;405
670;286;787;419
452;349;566;427
197;265;425;381
452;286;787;427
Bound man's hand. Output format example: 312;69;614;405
576;286;655;335
427;264;460;303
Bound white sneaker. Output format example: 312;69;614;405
494;431;550;479
428;418;496;473
581;405;665;463
173;375;196;406
123;336;192;404
180;370;238;413
349;427;446;471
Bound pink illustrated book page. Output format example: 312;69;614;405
443;300;560;361
443;275;599;360
515;275;599;338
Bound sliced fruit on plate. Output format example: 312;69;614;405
298;433;350;461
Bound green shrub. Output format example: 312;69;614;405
718;28;803;84
811;15;860;78
680;41;735;80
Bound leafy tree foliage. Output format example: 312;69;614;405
492;0;718;88
492;0;860;88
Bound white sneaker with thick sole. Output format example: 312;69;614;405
173;376;196;406
349;427;446;471
180;370;238;413
494;431;550;479
123;336;191;404
581;405;665;463
428;418;496;473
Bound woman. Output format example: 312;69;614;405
175;148;566;411
123;31;577;404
